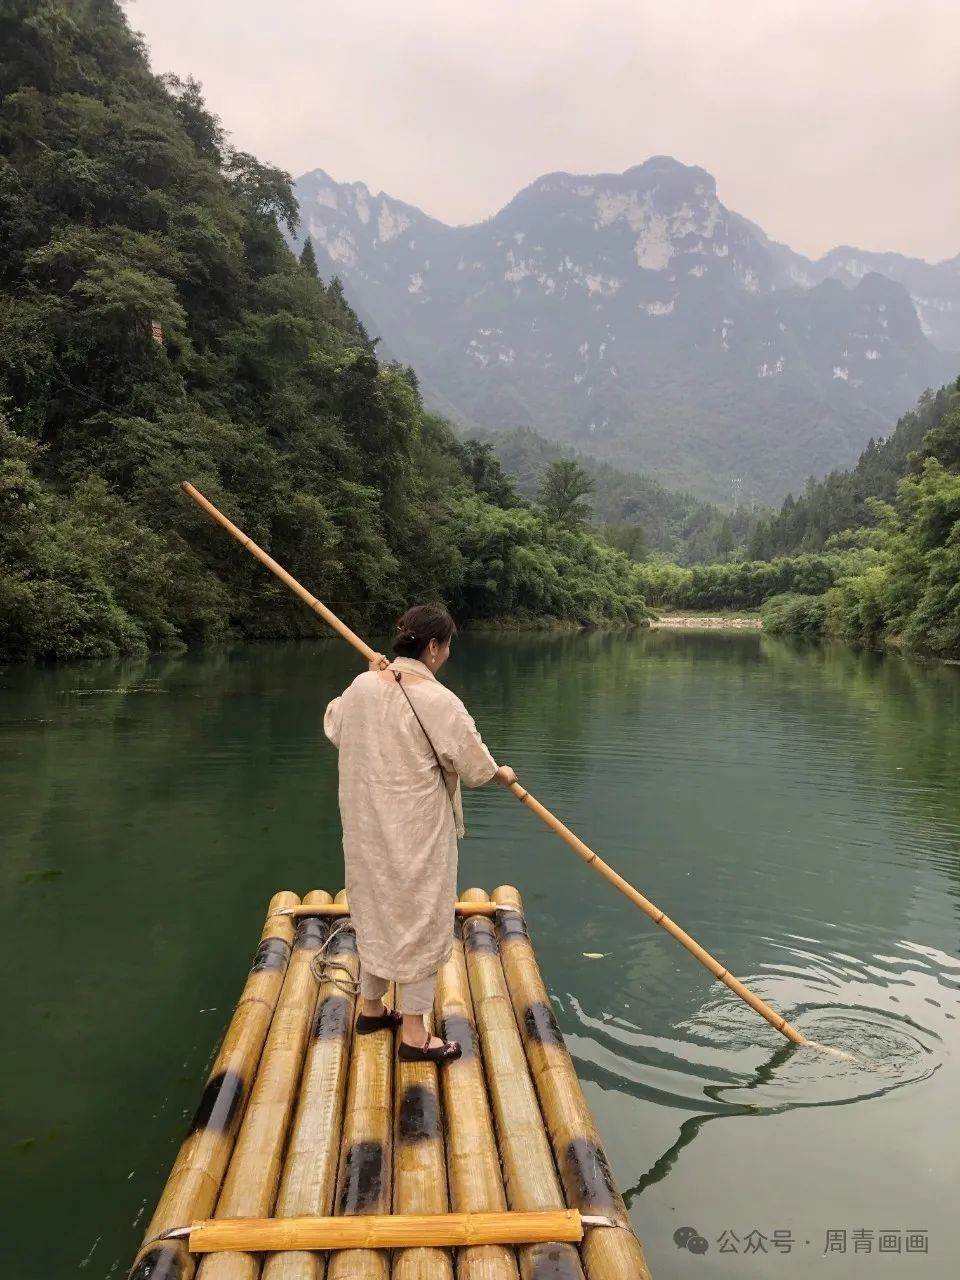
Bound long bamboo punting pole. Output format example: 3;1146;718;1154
264;889;359;1280
184;1210;585;1252
500;783;810;1046
391;1009;453;1280
327;977;394;1280
461;889;587;1280
435;917;520;1280
197;890;332;1280
182;483;376;660
181;481;828;1054
129;891;300;1280
492;887;651;1280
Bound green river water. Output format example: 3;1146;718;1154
1;632;958;1279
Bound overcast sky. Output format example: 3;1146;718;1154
130;0;960;262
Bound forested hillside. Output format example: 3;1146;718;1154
473;426;756;562
0;1;649;663
759;383;960;657
749;380;960;558
634;375;960;658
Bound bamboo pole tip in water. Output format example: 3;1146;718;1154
805;1039;863;1064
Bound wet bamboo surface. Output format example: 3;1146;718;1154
130;887;650;1280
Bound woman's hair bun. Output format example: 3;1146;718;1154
392;604;457;657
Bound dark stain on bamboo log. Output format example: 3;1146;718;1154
338;1139;385;1213
129;1245;184;1280
251;937;290;972
526;1246;587;1280
562;1139;619;1212
188;1069;245;1135
293;917;327;949
397;1082;440;1143
332;926;357;953
463;923;500;954
313;992;351;1039
498;913;529;943
523;1003;564;1048
438;1012;477;1060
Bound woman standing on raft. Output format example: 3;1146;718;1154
324;604;516;1063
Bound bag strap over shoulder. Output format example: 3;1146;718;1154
393;671;449;783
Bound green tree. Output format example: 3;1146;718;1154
602;521;647;561
462;440;520;508
538;460;594;529
299;237;320;277
716;516;735;561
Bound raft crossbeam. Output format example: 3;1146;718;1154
277;901;516;918
165;1209;598;1252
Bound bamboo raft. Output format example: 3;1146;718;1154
129;887;651;1280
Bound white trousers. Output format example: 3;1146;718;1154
360;968;437;1015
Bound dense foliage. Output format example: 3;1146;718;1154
631;553;858;610
537;459;594;530
760;392;960;657
749;382;959;559
639;379;960;657
474;426;757;562
0;1;650;662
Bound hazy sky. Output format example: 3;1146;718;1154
130;0;960;262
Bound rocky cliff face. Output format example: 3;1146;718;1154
294;158;957;502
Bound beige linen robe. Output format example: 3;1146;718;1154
323;656;498;983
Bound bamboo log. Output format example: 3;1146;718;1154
492;888;651;1280
391;1005;452;1280
187;1211;584;1252
462;890;586;1280
327;969;394;1280
282;903;502;919
435;915;520;1280
129;892;300;1280
197;891;331;1280
264;890;360;1280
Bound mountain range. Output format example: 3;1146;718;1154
293;157;958;503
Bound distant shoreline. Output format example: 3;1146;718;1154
650;613;763;631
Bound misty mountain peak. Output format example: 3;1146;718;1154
293;160;958;502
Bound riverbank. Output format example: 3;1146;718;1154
650;611;763;630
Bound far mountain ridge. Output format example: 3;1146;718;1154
293;157;958;502
298;158;960;343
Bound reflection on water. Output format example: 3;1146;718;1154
1;632;959;1277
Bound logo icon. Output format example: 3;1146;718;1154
674;1226;710;1255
